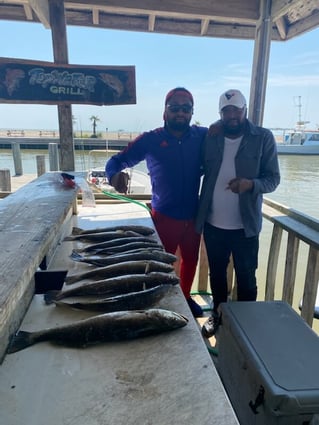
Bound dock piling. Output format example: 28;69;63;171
12;143;23;176
36;155;46;176
0;169;11;191
49;143;59;171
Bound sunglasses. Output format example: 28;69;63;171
166;104;193;113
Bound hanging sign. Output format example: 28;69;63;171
0;57;136;105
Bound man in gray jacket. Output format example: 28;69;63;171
196;89;280;338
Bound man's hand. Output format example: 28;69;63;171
110;172;130;193
227;178;253;194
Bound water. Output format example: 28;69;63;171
1;149;317;218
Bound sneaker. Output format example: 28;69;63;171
202;312;221;338
187;298;203;317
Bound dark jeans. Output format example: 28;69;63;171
203;223;259;313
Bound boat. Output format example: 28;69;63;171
87;166;151;194
86;149;151;194
276;130;319;155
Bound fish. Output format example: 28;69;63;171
70;249;177;267
93;241;163;255
71;225;155;236
51;285;172;312
44;272;180;303
64;230;142;242
65;260;174;285
7;308;188;353
80;236;159;253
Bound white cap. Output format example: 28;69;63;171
219;89;247;112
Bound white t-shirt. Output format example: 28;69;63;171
207;136;244;229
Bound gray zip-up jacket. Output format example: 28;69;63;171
195;120;280;237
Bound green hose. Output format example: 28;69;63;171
102;190;151;213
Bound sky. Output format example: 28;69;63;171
1;20;319;133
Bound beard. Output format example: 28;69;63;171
166;117;191;133
223;119;246;136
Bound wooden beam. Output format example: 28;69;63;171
29;0;50;28
201;18;209;36
274;15;287;39
66;0;259;23
285;10;319;40
148;13;155;31
49;0;75;172
271;0;304;21
249;0;272;125
23;4;34;20
92;7;99;25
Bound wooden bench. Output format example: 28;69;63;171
0;172;79;362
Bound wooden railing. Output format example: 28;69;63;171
261;198;319;326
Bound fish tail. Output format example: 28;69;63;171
7;331;35;354
44;290;61;304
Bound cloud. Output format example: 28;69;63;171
267;74;319;87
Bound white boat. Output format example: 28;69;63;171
87;167;151;194
86;149;151;195
276;130;319;155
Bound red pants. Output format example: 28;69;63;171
151;209;201;299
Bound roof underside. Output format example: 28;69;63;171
1;0;319;41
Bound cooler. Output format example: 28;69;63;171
217;301;319;425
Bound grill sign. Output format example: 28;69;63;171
0;57;136;105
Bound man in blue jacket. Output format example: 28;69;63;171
105;87;207;317
196;89;280;337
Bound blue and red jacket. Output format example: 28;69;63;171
105;125;207;220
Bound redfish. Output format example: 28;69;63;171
7;309;188;353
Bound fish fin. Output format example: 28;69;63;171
44;291;60;304
7;331;34;354
71;227;83;235
70;251;83;261
145;262;151;274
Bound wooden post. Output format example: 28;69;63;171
36;155;46;176
12;143;23;176
49;0;75;172
0;169;11;192
49;143;59;171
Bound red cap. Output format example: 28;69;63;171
165;87;194;105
